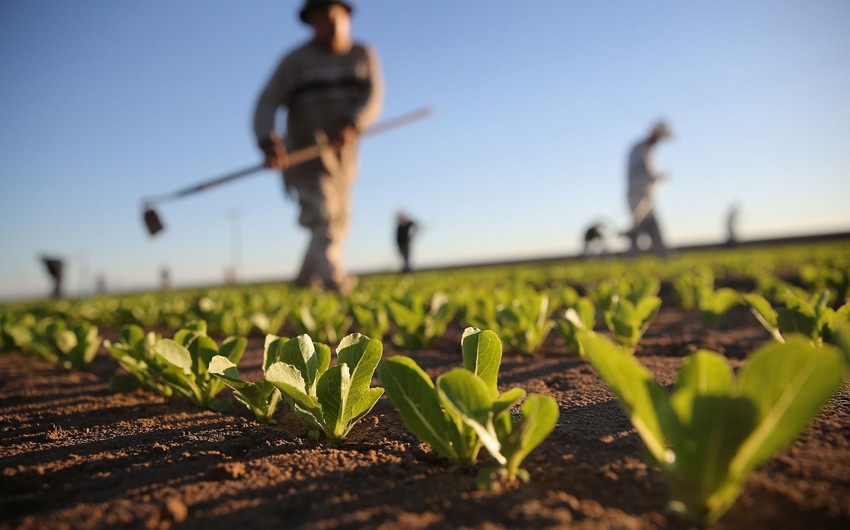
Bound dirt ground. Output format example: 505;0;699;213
1;305;848;530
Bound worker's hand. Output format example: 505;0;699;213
330;123;359;150
259;136;288;169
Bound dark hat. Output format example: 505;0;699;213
299;0;353;23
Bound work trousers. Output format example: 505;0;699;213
628;195;668;257
292;175;351;290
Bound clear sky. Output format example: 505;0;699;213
2;0;849;300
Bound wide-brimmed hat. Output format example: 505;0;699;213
299;0;353;23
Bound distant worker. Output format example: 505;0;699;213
40;256;64;299
253;0;383;295
396;211;418;272
623;121;673;257
582;222;606;257
726;202;741;246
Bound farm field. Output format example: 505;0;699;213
1;242;849;529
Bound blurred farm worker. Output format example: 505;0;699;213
582;222;606;257
726;202;741;246
623;121;673;257
254;0;383;295
395;211;418;273
40;256;64;299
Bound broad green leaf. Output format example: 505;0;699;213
317;364;352;440
55;329;77;354
263;334;284;371
337;334;382;422
266;361;321;411
208;355;249;388
675;351;735;397
732;337;843;478
154;339;193;376
278;334;319;393
501;394;559;477
662;394;758;523
349;387;384;423
461;328;502;399
315;342;332;377
493;387;526;417
378;356;456;460
436;369;503;464
579;331;669;464
220;336;247;365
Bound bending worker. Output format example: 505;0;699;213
624;121;673;257
254;0;383;295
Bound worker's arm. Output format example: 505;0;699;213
344;45;384;135
253;55;294;168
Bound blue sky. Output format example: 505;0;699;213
1;1;849;299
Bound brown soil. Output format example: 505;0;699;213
1;306;848;530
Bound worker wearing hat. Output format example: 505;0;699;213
624;120;673;257
254;0;383;295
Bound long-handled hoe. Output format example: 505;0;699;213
142;107;433;236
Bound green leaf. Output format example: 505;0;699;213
493;387;526;417
266;361;321;412
154;339;193;376
742;293;782;342
263;334;285;371
337;333;383;422
675;351;735;396
317;364;352;441
208;355;249;388
731;337;843;478
578;331;670;464
278;334;319;393
378;356;456;460
437;368;503;464
461;328;502;399
501;394;559;479
662;393;758;523
220;336;247;365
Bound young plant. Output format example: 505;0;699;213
350;300;390;341
265;333;383;445
555;297;596;356
208;334;284;423
104;324;172;395
744;289;849;346
578;330;844;525
388;292;455;350
697;286;741;327
296;293;353;344
31;319;102;370
602;294;661;351
379;328;558;487
495;292;556;355
151;320;247;410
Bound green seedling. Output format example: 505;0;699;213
208;334;284;423
388;292;454;350
555;297;596;356
150;320;247;410
744;289;849;346
30;318;102;370
495;292;556;355
296;294;353;344
379;328;558;487
350;300;390;341
265;333;383;444
578;330;844;525
104;324;172;395
602;294;661;351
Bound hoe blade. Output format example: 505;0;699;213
144;207;164;236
